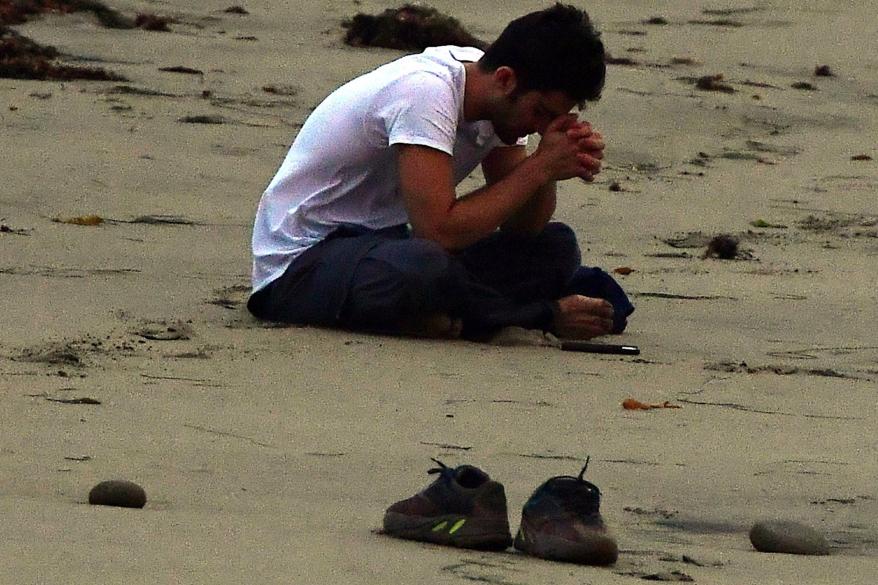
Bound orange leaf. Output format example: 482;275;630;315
622;398;651;410
613;266;634;275
623;398;680;410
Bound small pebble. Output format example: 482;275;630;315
749;519;829;555
88;480;147;509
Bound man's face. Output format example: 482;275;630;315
491;89;577;145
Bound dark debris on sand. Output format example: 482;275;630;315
694;74;735;93
0;27;125;80
178;114;227;124
797;213;878;232
687;18;743;27
665;231;750;260
0;0;133;28
0;0;174;29
1;0;176;80
223;5;248;15
1;222;30;234
133;12;174;31
702;234;739;259
159;65;203;75
343;4;486;51
702;7;760;17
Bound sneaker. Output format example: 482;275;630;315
382;459;512;550
514;458;618;565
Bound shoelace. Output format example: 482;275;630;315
427;458;463;485
545;457;602;518
577;456;597;485
546;456;599;485
427;457;452;476
427;458;489;490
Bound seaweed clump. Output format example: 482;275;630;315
0;0;176;31
702;234;739;259
0;26;125;80
0;0;176;80
343;4;486;51
134;12;173;31
695;73;735;93
0;0;134;28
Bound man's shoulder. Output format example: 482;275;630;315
377;46;480;86
366;54;461;108
413;45;484;79
435;45;484;63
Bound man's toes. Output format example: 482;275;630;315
588;318;613;337
581;297;613;316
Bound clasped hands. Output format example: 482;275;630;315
536;114;605;183
565;117;604;182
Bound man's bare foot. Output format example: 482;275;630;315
552;295;614;339
400;313;463;339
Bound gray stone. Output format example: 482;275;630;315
88;480;147;509
749;519;829;555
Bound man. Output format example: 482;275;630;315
248;3;634;339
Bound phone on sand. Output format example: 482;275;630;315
559;341;640;355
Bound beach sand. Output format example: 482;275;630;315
1;1;876;583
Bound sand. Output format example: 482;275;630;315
1;1;876;583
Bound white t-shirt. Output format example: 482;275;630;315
250;45;524;293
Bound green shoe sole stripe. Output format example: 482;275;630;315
448;518;467;534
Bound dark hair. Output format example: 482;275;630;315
478;3;605;104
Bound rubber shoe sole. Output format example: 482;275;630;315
383;511;512;551
514;527;618;565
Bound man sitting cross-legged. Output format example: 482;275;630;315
247;4;634;339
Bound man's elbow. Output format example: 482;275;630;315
409;222;471;252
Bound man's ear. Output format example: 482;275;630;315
492;66;518;97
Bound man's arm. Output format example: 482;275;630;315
398;144;551;250
399;115;600;251
481;145;557;236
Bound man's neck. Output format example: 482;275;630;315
462;62;491;123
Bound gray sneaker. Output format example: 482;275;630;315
514;459;618;565
383;459;512;551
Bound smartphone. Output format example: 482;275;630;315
559;341;640;355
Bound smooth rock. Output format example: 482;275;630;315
88;480;147;509
749;519;829;555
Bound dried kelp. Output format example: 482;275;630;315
343;5;486;51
